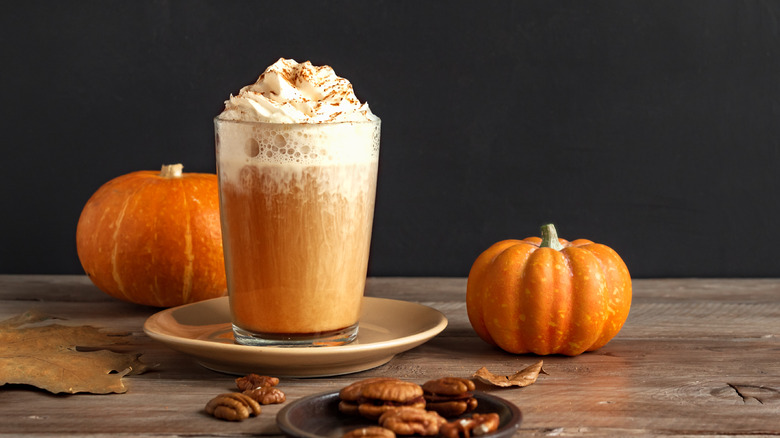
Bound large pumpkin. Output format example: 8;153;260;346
466;224;631;356
76;164;227;307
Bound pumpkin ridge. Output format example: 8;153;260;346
561;246;609;355
150;184;160;304
521;247;567;355
178;177;195;305
499;242;537;353
141;175;166;306
480;242;535;352
109;182;136;301
580;243;632;351
549;249;573;355
580;244;612;352
466;240;525;346
554;247;576;354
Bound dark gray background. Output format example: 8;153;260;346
2;1;779;277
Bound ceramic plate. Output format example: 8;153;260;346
276;391;522;438
143;296;447;377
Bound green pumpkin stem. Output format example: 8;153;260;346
540;223;564;251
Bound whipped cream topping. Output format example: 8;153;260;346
219;58;378;123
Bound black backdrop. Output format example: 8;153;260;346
3;1;780;278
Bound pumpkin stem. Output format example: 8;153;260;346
160;164;184;178
540;223;564;251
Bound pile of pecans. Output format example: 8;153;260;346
339;377;500;438
204;374;286;421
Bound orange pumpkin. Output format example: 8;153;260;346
76;164;227;307
466;224;631;356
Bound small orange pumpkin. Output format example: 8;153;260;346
466;224;631;356
76;164;227;307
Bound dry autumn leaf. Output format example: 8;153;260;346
473;360;545;388
0;310;150;394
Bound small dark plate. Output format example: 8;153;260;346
276;391;522;438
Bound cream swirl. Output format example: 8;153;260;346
218;58;378;123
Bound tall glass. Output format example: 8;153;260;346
214;118;380;346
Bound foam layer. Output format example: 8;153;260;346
215;119;380;190
216;119;379;162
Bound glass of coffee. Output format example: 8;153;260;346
214;117;380;346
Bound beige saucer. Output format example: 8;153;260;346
143;296;448;377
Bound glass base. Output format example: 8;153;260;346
232;322;359;347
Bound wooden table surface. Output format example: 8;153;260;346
1;275;778;437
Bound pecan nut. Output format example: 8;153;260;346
470;413;500;436
236;374;279;391
243;386;286;405
439;413;500;438
340;378;402;401
339;378;425;420
427;398;479;417
339;378;402;416
205;392;262;421
422;377;477;417
378;407;447;436
342;426;397;438
422;377;475;396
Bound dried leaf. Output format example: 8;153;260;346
473;360;545;388
0;310;150;394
